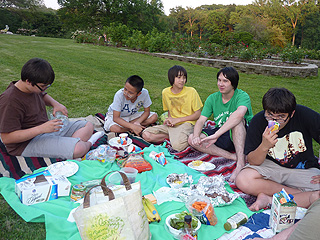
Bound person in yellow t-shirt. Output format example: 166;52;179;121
142;65;203;151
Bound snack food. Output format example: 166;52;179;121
191;160;203;167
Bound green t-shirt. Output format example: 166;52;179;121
201;89;253;127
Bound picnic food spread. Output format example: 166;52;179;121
9;135;258;240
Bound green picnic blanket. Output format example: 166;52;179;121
0;144;254;239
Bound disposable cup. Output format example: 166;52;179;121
108;167;138;185
120;167;138;184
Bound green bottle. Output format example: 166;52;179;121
224;212;248;231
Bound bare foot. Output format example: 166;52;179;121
229;166;242;183
249;193;272;211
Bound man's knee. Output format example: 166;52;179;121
142;131;152;142
235;168;252;190
188;134;194;146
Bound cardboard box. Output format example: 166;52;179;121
269;189;297;234
15;170;71;205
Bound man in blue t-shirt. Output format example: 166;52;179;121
236;88;320;211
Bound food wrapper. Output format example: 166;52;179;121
177;174;238;207
118;152;152;173
186;195;217;226
166;173;193;188
82;145;113;162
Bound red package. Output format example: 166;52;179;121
122;153;152;173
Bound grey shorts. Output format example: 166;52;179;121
22;120;87;159
244;160;320;192
288;199;320;240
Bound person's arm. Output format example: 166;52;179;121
1;119;62;144
43;94;68;116
165;109;201;126
132;107;151;125
112;110;143;135
247;126;279;165
189;115;208;145
200;106;247;146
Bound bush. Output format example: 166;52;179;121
104;23;130;47
147;29;173;53
72;30;98;44
126;30;149;51
281;46;304;64
238;48;255;61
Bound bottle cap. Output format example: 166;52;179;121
184;215;192;223
224;222;232;231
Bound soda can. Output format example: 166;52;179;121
268;120;280;132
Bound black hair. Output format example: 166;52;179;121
126;75;144;93
217;67;239;89
168;65;187;86
21;58;55;85
262;88;296;115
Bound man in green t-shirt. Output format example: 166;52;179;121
188;67;253;182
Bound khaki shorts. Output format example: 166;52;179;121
244;160;320;192
289;199;320;240
104;111;156;131
143;122;194;152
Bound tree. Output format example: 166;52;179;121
0;0;44;8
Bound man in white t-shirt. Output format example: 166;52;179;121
104;75;157;136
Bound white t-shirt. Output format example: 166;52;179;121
107;88;152;117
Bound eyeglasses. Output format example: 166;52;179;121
35;83;51;91
264;111;290;123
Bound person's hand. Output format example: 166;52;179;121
191;136;201;146
311;175;320;184
52;103;68;117
261;126;278;150
41;119;63;133
200;134;218;148
164;117;179;127
131;124;144;136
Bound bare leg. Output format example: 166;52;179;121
109;124;130;133
142;131;168;143
73;141;92;159
139;113;158;126
229;120;246;182
188;133;237;160
249;192;272;211
236;168;302;197
72;122;94;141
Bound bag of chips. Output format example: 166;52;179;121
118;153;152;173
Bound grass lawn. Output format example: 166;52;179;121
0;34;319;239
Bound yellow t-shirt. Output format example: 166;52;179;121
162;86;203;125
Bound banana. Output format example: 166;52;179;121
142;197;156;223
143;196;161;222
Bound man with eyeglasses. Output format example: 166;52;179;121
0;58;103;160
236;88;320;211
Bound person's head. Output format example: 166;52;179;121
123;75;144;101
262;87;296;125
21;58;55;91
168;65;187;86
216;67;239;90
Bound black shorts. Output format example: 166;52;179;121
201;128;235;152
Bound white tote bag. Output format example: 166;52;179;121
73;172;150;240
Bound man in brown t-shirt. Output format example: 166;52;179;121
0;58;103;159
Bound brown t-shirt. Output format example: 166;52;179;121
0;82;48;155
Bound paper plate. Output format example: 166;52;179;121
47;161;79;177
188;161;216;172
108;137;132;147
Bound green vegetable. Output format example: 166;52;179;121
169;211;198;230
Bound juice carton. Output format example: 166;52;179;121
269;188;297;234
15;170;71;205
